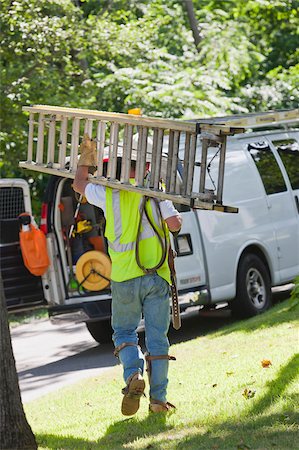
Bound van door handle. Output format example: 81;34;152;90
295;195;299;214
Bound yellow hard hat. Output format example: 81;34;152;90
75;251;111;291
128;108;142;115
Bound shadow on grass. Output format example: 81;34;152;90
213;299;297;337
174;413;299;449
36;414;171;450
248;353;299;416
36;412;298;450
97;413;171;448
36;434;98;450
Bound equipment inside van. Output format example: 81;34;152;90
0;179;45;311
15;106;299;343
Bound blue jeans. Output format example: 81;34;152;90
111;273;170;403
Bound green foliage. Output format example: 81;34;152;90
240;63;299;111
0;0;298;213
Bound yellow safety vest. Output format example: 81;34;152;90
105;187;171;284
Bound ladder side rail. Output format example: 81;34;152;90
70;118;80;172
120;124;133;184
23;105;197;133
46;116;56;167
58;117;68;169
27;113;34;163
36;114;45;165
96;121;106;178
23;105;298;132
19;160;237;210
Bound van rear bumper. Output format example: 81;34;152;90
48;299;111;324
48;286;210;324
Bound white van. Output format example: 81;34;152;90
29;124;298;343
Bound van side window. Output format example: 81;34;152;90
247;142;287;195
272;139;299;190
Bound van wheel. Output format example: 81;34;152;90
86;320;113;344
232;253;272;318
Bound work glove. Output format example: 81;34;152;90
78;133;97;174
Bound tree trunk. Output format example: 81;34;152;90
0;275;37;450
183;0;202;51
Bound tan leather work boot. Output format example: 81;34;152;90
121;372;145;416
149;399;176;413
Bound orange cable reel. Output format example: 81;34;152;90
75;250;111;291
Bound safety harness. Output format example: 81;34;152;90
135;196;168;274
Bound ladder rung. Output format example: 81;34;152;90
70;118;80;172
58;117;68;169
150;128;163;190
120;124;133;184
36;114;45;164
95;121;106;178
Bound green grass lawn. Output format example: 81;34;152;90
25;299;298;450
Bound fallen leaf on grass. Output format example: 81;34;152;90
261;359;272;368
226;371;234;376
242;388;256;399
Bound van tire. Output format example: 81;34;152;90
232;253;272;318
86;320;113;344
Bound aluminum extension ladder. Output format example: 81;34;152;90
19;105;298;212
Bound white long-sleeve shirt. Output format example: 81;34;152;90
85;183;180;220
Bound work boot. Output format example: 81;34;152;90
149;399;176;413
121;372;145;416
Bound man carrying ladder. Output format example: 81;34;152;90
73;134;182;416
